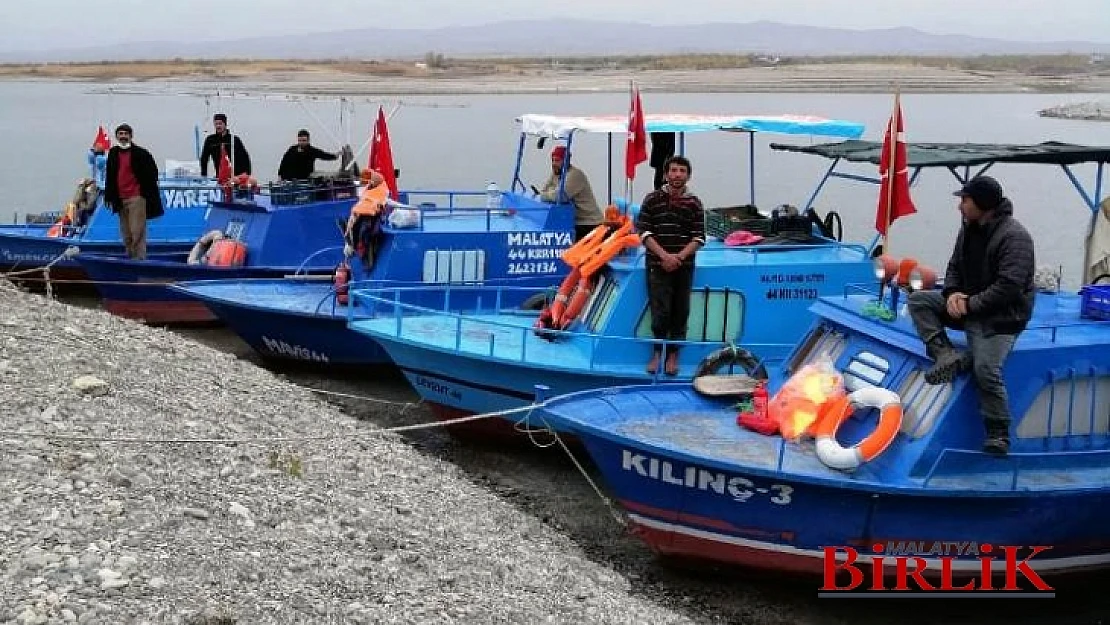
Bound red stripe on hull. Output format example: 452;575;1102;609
629;520;824;576
103;299;217;325
429;402;581;449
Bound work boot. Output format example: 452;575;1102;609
982;422;1010;457
924;336;971;385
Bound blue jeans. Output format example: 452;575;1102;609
907;290;1018;430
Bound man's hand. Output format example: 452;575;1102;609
946;292;969;318
661;252;682;272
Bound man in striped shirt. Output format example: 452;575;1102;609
635;155;706;376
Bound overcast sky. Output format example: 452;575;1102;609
2;0;1105;52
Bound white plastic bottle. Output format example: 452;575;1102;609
486;181;501;210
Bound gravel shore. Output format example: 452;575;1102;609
0;280;697;625
5;285;1110;625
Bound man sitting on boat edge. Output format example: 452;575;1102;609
906;175;1035;457
537;145;603;241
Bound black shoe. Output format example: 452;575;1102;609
924;347;971;385
982;436;1010;457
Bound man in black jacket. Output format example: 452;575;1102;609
103;123;164;260
199;113;251;177
277;129;338;181
907;175;1035;456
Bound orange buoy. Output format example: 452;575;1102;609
204;239;248;267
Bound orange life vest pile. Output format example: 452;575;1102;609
533;206;640;336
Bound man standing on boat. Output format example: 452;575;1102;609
199;113;252;177
635;155;705;376
278;129;340;181
103;124;164;260
907;175;1035;457
538;145;603;241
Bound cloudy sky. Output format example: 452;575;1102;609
2;0;1105;52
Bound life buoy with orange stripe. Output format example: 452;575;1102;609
814;387;902;471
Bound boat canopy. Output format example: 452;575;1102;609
517;113;866;139
771;139;1110;214
769;139;1110;168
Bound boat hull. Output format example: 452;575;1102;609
0;228;196;284
179;280;390;365
77;255;327;324
555;424;1110;581
379;338;682;439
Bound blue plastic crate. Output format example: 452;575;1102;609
1079;284;1110;320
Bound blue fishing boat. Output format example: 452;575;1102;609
527;141;1110;580
167;111;745;365
346;112;874;435
75;175;361;324
0;146;218;283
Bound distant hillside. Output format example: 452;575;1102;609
3;20;1109;63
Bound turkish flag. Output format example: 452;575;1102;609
625;84;647;181
876;94;917;236
217;144;232;186
370;106;399;201
92;125;111;152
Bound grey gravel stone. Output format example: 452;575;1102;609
0;280;693;624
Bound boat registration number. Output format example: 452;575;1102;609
507;261;559;275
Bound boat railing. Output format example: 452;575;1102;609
712;237;870;259
835;282;1110;343
920;445;1110;491
293;246;345;276
390;190;563;232
351;284;795;372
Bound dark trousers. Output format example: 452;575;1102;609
647;264;694;354
575;224;598;242
907;290;1018;430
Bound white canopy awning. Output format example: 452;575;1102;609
517;113;866;140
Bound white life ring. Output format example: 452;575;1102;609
187;230;225;265
814;386;903;472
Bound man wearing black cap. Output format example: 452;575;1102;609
906;175;1035;456
103;123;164;260
199;113;252;177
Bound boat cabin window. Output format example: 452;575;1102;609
784;324;848;375
1016;376;1110;439
582;273;619;334
633;287;745;342
896;369;954;439
422;249;487;283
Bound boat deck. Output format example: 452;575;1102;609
543;385;1110;494
172;279;346;318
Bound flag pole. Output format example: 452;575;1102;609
882;86;900;254
624;79;634;211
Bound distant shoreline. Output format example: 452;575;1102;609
3;59;1110;95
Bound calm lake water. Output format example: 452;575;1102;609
2;81;1108;287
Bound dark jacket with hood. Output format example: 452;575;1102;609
940;197;1035;336
200;131;252;177
104;144;165;220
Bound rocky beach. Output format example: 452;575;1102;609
0;280;701;625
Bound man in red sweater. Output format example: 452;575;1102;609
104;124;164;259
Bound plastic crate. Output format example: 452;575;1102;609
1080;284;1110;320
705;205;770;239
